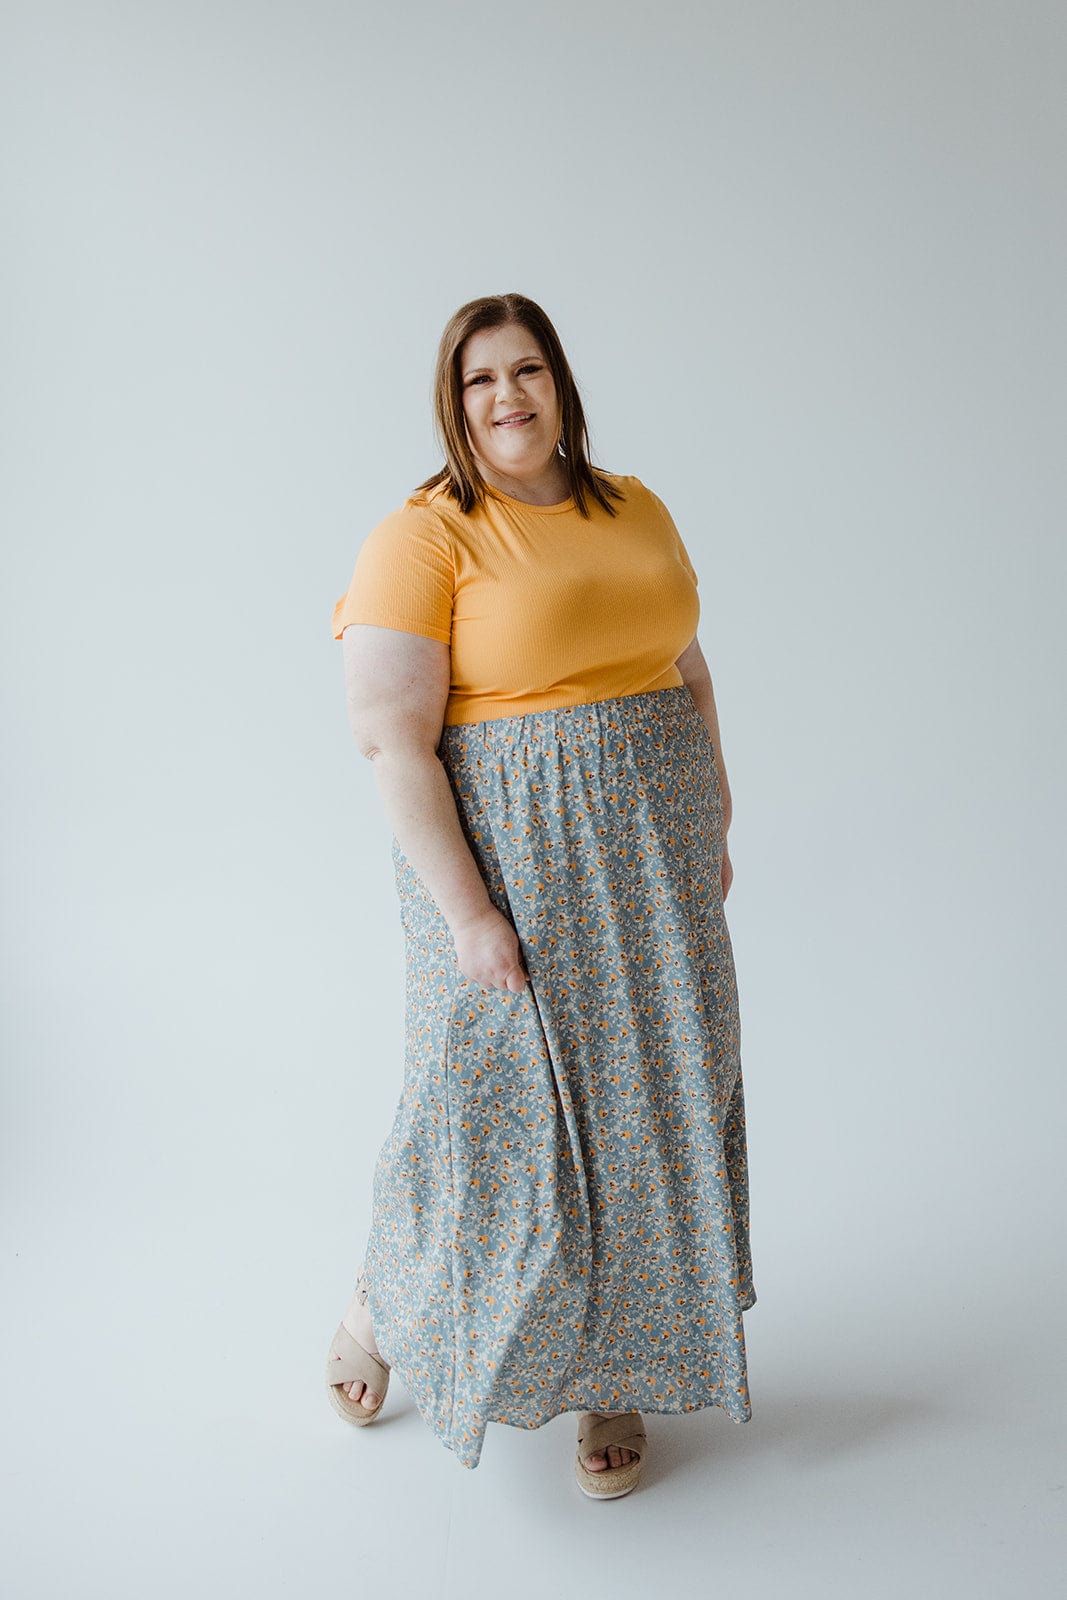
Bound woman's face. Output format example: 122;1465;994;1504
459;323;563;494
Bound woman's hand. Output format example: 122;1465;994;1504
721;842;734;902
451;905;530;993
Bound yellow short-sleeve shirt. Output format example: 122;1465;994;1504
330;473;700;726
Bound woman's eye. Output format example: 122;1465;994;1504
466;365;540;386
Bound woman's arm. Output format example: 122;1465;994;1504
342;623;528;992
675;634;735;900
675;634;733;831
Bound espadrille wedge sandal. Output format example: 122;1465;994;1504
574;1410;647;1499
325;1270;391;1426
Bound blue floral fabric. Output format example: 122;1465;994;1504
362;685;755;1469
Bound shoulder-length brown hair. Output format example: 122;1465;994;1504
415;293;625;518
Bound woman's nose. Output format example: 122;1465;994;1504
497;373;524;403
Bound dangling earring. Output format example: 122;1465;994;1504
557;426;567;459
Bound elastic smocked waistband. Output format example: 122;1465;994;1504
437;684;700;751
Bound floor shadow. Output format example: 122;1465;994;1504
649;1379;990;1487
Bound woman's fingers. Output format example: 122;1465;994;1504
491;947;528;991
453;906;529;992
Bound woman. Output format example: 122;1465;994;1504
325;293;755;1499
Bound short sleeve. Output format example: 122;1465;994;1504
330;503;455;643
643;484;699;588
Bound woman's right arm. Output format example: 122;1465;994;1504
341;623;528;993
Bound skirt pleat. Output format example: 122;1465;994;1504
363;685;755;1469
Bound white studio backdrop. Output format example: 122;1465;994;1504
2;2;1064;1596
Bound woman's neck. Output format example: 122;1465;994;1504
477;459;571;506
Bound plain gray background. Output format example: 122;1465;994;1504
3;2;1065;1595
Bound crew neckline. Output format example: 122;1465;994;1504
484;481;576;515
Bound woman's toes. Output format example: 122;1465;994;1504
584;1447;635;1471
341;1378;380;1410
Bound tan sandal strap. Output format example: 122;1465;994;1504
325;1323;390;1393
577;1410;646;1458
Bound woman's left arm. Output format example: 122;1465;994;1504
675;634;734;896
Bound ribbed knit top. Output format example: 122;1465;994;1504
329;473;700;726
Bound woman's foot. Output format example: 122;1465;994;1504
574;1410;647;1499
336;1284;390;1412
580;1414;638;1472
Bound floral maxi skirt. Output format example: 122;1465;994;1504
362;685;755;1469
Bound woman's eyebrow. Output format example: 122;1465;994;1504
462;355;544;378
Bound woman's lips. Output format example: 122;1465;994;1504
495;413;535;426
